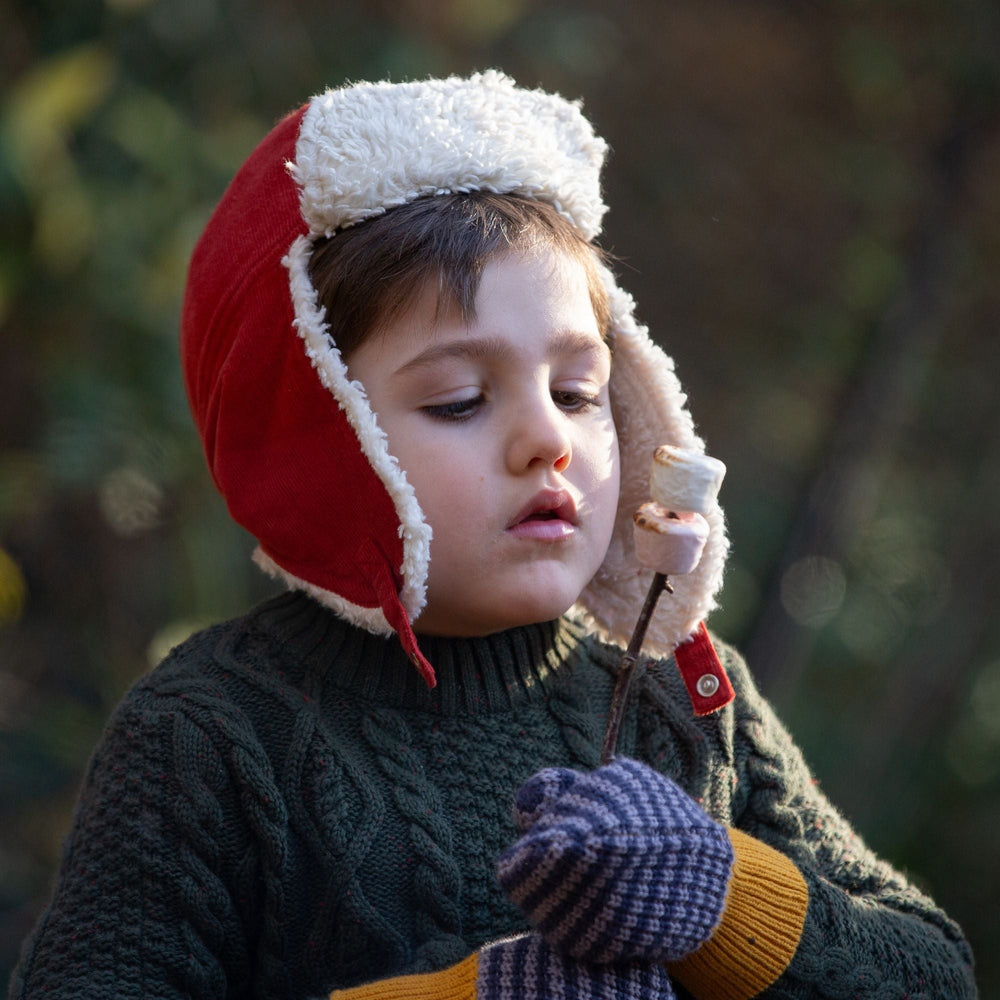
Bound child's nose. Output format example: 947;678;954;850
505;394;572;473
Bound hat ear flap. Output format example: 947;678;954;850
576;273;729;654
182;106;432;652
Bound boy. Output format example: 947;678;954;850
10;72;976;999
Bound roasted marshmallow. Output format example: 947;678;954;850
649;445;726;515
632;503;710;576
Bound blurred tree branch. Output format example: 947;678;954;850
744;114;989;703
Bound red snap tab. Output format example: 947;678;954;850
674;622;734;716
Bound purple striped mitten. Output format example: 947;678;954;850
477;934;675;999
496;759;734;965
329;932;675;999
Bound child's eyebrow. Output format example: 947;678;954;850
392;330;610;378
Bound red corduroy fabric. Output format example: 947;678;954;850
180;105;424;676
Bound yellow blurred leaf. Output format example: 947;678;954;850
3;43;115;188
0;544;27;625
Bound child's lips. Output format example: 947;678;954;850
506;490;578;539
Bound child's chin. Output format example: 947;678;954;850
478;591;581;634
415;564;595;637
416;593;580;638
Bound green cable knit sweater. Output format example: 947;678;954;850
10;591;976;999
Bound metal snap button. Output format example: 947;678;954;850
696;673;720;698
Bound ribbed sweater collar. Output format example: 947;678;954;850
253;591;592;715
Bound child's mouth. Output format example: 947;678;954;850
508;516;575;540
507;491;577;540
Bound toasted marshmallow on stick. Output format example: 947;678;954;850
649;445;726;515
606;447;729;760
633;504;709;576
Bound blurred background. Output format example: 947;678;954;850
1;0;998;993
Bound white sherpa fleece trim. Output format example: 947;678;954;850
290;71;608;240
576;267;729;655
279;234;434;626
252;546;394;636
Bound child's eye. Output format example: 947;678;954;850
421;395;484;421
552;389;602;412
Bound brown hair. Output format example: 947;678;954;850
308;191;612;359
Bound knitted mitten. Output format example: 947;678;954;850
477;935;675;999
328;933;675;999
496;758;734;965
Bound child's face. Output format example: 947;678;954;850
346;247;621;636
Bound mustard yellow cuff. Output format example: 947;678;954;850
329;952;479;1000
669;828;809;1000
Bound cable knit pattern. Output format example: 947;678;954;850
362;706;467;970
9;592;977;999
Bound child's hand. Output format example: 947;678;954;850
497;759;734;965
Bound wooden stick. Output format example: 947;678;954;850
600;572;671;764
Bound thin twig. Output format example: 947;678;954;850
600;572;670;764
